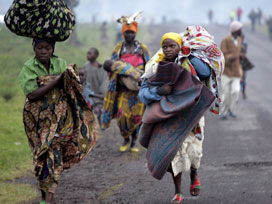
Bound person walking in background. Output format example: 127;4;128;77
220;21;243;119
237;7;243;22
102;12;150;153
229;10;236;23
239;34;254;99
100;21;109;44
249;9;257;32
116;23;123;43
257;8;263;25
18;39;98;204
138;28;224;204
161;15;167;24
208;9;213;24
240;34;248;100
266;16;272;40
82;47;109;125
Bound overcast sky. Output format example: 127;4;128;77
1;0;271;24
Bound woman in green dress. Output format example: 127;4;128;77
19;39;98;204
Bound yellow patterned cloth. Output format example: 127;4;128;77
102;41;150;138
102;61;145;138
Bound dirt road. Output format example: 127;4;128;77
22;24;272;204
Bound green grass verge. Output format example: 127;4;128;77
0;183;39;204
0;95;33;181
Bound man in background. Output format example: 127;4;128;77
220;21;243;119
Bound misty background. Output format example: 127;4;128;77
0;0;271;24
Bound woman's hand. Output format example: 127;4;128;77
56;73;64;84
27;74;63;102
157;84;172;96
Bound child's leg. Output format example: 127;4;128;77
171;171;182;194
190;167;200;196
190;167;198;182
41;190;46;201
45;192;54;204
170;170;183;203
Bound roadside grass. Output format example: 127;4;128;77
0;95;32;181
0;23;151;203
0;183;39;204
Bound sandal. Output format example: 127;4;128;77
190;175;200;196
130;147;140;153
171;193;183;204
120;139;130;152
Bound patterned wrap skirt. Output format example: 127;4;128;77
23;65;98;193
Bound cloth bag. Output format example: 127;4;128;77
4;0;75;41
240;56;254;71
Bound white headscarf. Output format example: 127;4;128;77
230;21;243;33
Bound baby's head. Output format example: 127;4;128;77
160;32;182;62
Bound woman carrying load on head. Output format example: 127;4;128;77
138;27;224;204
102;12;150;153
19;38;98;204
